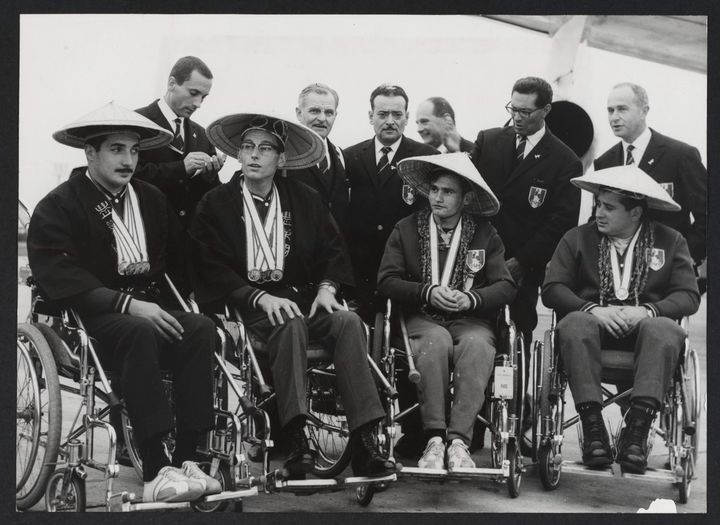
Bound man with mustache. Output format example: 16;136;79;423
27;102;219;502
343;84;438;459
293;83;350;231
134;56;225;231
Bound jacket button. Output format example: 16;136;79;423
376;225;383;231
179;210;186;217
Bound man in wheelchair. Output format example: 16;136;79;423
542;165;700;474
27;102;222;502
187;112;395;479
377;153;517;471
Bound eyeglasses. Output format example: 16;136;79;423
504;103;543;119
238;141;279;156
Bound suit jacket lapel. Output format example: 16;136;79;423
505;128;550;187
379;136;406;186
150;100;185;156
638;130;664;172
361;139;381;189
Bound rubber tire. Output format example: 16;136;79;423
678;348;700;504
506;441;522;498
16;323;62;511
371;311;384;365
192;461;232;513
44;468;86;512
538;441;561;491
356;483;375;506
539;331;554;430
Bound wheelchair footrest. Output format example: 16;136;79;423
273;474;397;494
399;466;506;481
200;487;259;503
560;461;677;483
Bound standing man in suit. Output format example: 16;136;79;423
594;82;707;286
293;83;349;231
472;77;582;349
135;56;225;231
415;97;474;154
344;84;438;321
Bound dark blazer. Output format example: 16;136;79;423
459;136;475;154
27;170;186;312
188;173;354;314
377;210;517;319
343;135;438;287
472;126;582;277
134;99;220;230
542;222;700;320
594;129;707;264
293;138;349;232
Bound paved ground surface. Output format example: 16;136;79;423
17;278;707;514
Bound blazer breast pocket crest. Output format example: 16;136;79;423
528;186;547;208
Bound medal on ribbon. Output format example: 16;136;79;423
242;180;285;284
610;226;643;302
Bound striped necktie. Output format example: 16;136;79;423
516;135;527;162
172;118;184;152
377;146;392;174
625;144;635;165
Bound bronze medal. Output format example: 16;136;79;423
270;269;283;282
248;269;261;282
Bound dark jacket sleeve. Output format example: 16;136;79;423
465;228;517;313
678;146;707;264
647;234;700;319
515;152;582;270
311;201;356;289
27;193;131;315
377;223;431;306
541;229;595;316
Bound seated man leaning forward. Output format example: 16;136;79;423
188;112;395;478
377;153;517;471
27;102;220;502
542;165;700;474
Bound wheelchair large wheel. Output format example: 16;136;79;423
538;331;563;491
44;468;86;512
506;441;522;498
678;347;700;504
16;324;62;511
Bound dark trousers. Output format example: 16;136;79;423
85;310;216;444
246;309;385;432
557;312;684;406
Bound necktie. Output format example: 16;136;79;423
318;154;330;173
516;135;527;162
172;118;184;152
625;144;635;165
377;146;392;174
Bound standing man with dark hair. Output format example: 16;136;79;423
344;84;438;321
135;56;225;231
415;97;474;154
471;76;582;350
293;83;350;231
594;82;706;290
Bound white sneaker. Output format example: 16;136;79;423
143;466;205;503
418;437;445;469
446;439;475;471
182;461;223;495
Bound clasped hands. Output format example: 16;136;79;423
429;285;471;312
589;305;650;339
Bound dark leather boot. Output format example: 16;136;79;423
283;421;316;477
578;404;612;467
351;423;395;477
616;404;655;474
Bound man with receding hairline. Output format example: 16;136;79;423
135;56;225;231
293;83;349;230
415;97;474;154
595;82;706;282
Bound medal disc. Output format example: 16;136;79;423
248;269;261;282
261;270;272;282
270;269;283;281
616;287;629;301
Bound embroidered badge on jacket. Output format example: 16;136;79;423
646;248;665;271
466;249;485;273
402;184;415;205
660;182;674;198
528;186;547;208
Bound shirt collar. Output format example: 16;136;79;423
159;96;183;129
374;136;402;155
622;126;651;153
518;123;546;148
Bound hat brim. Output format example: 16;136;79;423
397;153;500;216
52;102;173;150
571;165;681;212
207;113;325;170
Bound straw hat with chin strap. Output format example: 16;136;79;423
397;152;500;216
52;101;173;150
206;111;325;170
571;165;681;212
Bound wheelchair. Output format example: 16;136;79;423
371;300;526;498
530;311;701;503
16;276;263;512
216;303;398;506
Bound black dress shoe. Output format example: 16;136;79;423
616;405;655;474
352;425;395;477
394;432;425;460
283;425;316;476
579;408;612;467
